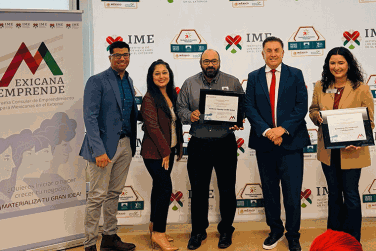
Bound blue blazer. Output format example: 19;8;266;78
245;63;310;152
80;67;138;162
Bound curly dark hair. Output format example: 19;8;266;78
146;59;177;118
321;47;364;93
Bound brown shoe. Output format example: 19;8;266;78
149;222;174;242
85;245;97;251
100;234;136;251
151;232;179;251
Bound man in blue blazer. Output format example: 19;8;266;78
80;41;137;251
245;37;309;251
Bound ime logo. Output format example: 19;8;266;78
342;30;361;50
170;191;183;211
225;35;242;54
300;189;313;208
236;138;245;156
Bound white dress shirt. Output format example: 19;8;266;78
263;64;282;137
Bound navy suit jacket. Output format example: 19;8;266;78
245;63;310;152
80;67;138;162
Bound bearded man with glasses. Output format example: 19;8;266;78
177;49;244;250
80;41;137;251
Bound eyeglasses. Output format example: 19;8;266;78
110;53;130;59
202;59;219;66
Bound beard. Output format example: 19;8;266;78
202;65;220;79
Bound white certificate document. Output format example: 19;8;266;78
327;112;366;143
204;94;238;122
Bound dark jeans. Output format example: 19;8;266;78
187;134;237;235
321;149;362;241
143;148;176;233
256;147;303;241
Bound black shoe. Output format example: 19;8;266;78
100;234;136;251
288;239;301;251
218;232;233;249
187;232;207;250
85;245;97;251
263;233;284;250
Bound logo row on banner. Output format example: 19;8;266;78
3;24;376;57
102;27;376;59
113;180;376;220
0;22;80;29
100;0;376;9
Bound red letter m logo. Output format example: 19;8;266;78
0;42;63;88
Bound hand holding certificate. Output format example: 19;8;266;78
204;94;238;122
320;107;374;149
199;89;244;128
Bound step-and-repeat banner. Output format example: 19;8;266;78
89;0;376;225
0;10;86;251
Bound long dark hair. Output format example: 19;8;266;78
146;59;177;118
321;47;364;93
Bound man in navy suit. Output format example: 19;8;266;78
80;41;137;251
245;37;309;251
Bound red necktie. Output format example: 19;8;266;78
269;69;276;127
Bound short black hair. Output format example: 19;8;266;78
262;36;284;49
109;41;130;54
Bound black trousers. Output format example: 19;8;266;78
187;134;237;235
321;149;362;241
256;147;303;241
143;148;176;233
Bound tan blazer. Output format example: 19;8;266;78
309;80;374;169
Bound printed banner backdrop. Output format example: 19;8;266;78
88;0;376;225
0;10;86;251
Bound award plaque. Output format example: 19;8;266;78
199;89;244;127
320;107;374;149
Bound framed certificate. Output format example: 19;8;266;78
199;89;244;127
320;107;374;149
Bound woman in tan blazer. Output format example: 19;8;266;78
141;59;183;251
309;47;374;242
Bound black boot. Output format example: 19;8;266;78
100;234;136;251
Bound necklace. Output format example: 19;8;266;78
336;87;345;94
